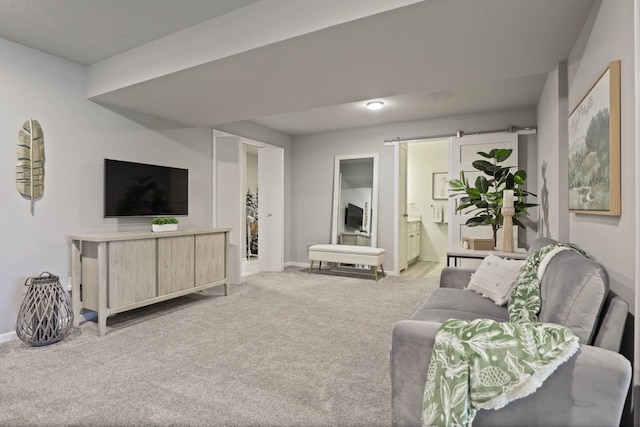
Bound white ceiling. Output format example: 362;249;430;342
0;0;259;64
0;0;596;136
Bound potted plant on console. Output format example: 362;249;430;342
448;148;537;248
151;217;178;232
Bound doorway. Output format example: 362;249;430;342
449;132;520;250
395;139;450;276
243;145;259;277
214;132;284;284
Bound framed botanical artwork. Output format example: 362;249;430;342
568;60;621;215
432;172;449;200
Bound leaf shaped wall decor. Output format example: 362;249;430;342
16;119;45;214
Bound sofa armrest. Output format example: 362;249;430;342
592;294;628;352
391;320;440;426
438;267;474;289
390;320;632;427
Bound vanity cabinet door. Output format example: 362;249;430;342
407;222;421;262
195;233;226;286
158;235;195;295
411;229;420;260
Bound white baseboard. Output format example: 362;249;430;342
0;331;17;344
418;256;447;262
285;261;308;268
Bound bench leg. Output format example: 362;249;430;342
319;261;322;271
372;266;378;281
308;261;314;274
380;264;386;278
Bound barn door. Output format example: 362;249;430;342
449;133;518;249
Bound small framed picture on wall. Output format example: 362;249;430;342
432;172;449;200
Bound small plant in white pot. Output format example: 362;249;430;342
151;217;178;232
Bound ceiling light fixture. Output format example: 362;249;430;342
366;101;384;110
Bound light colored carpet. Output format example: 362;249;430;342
0;267;438;426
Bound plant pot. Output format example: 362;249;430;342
152;224;177;232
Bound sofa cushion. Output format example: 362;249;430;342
411;288;509;323
422;238;608;345
538;250;608;344
467;254;525;305
419;238;609;345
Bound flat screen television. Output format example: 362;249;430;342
104;159;188;217
345;203;364;230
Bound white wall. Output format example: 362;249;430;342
537;63;571;242
407;140;449;262
567;4;636;421
291;108;537;271
0;38;213;339
537;0;636;307
215;136;242;285
518;133;540;247
566;0;636;310
537;1;636;421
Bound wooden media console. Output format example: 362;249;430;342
69;228;230;336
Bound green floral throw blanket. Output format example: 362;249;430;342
422;243;586;426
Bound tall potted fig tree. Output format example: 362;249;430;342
448;148;537;247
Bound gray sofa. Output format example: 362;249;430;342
391;237;632;426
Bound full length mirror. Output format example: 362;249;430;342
331;154;379;248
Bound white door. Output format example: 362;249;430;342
398;144;409;271
215;136;243;285
449;133;518;249
258;145;284;272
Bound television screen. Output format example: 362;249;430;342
345;203;363;230
104;159;188;217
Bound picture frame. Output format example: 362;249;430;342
568;60;621;215
432;172;449;200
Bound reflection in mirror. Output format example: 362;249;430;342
331;154;379;248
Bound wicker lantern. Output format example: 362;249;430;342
16;272;73;346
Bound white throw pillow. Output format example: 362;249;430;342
466;254;526;306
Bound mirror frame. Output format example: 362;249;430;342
330;153;379;247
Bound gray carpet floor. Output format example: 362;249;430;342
0;267;438;426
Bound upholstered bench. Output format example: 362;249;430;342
308;244;386;281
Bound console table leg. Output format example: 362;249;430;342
98;313;107;337
71;277;81;327
70;240;82;327
98;242;108;337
